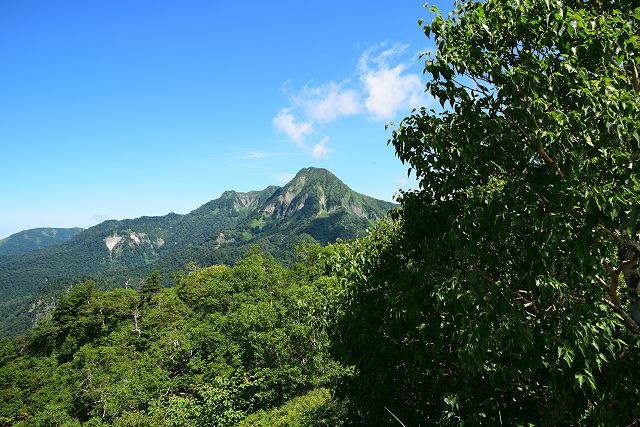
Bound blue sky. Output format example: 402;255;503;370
0;1;449;239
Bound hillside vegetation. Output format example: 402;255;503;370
0;246;343;426
1;0;639;425
0;228;84;257
0;168;394;338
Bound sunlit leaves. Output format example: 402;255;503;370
0;247;341;425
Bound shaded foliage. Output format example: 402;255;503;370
329;0;640;424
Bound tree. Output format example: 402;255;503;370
52;281;94;329
330;0;640;424
142;271;163;301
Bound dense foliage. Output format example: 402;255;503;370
0;246;343;426
329;0;640;424
2;1;638;425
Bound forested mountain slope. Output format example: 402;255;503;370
0;167;395;337
1;0;639;424
0;228;84;257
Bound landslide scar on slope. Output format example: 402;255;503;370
104;234;123;255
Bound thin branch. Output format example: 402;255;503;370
631;60;640;94
596;275;609;289
501;109;565;178
598;225;627;247
385;407;408;427
596;264;640;334
511;289;540;314
597;225;640;253
529;116;566;178
612;57;640;101
603;298;640;334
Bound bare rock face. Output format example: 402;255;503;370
129;232;151;246
104;231;157;260
349;203;366;218
104;234;123;254
215;232;228;244
234;194;261;210
129;232;141;245
259;174;311;219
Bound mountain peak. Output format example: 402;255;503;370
254;167;393;223
291;167;344;186
231;166;396;246
294;166;334;177
0;169;396;337
220;190;237;198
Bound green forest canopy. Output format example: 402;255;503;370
0;246;344;426
1;0;639;425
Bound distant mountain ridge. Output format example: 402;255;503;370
0;167;396;337
0;227;84;256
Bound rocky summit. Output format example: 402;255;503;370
0;167;395;337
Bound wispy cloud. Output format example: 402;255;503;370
311;136;331;160
395;176;409;188
357;43;410;72
272;109;313;145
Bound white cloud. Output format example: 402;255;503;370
272;42;432;158
357;43;430;120
311;137;331;160
294;82;360;122
362;64;425;120
272;109;313;145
